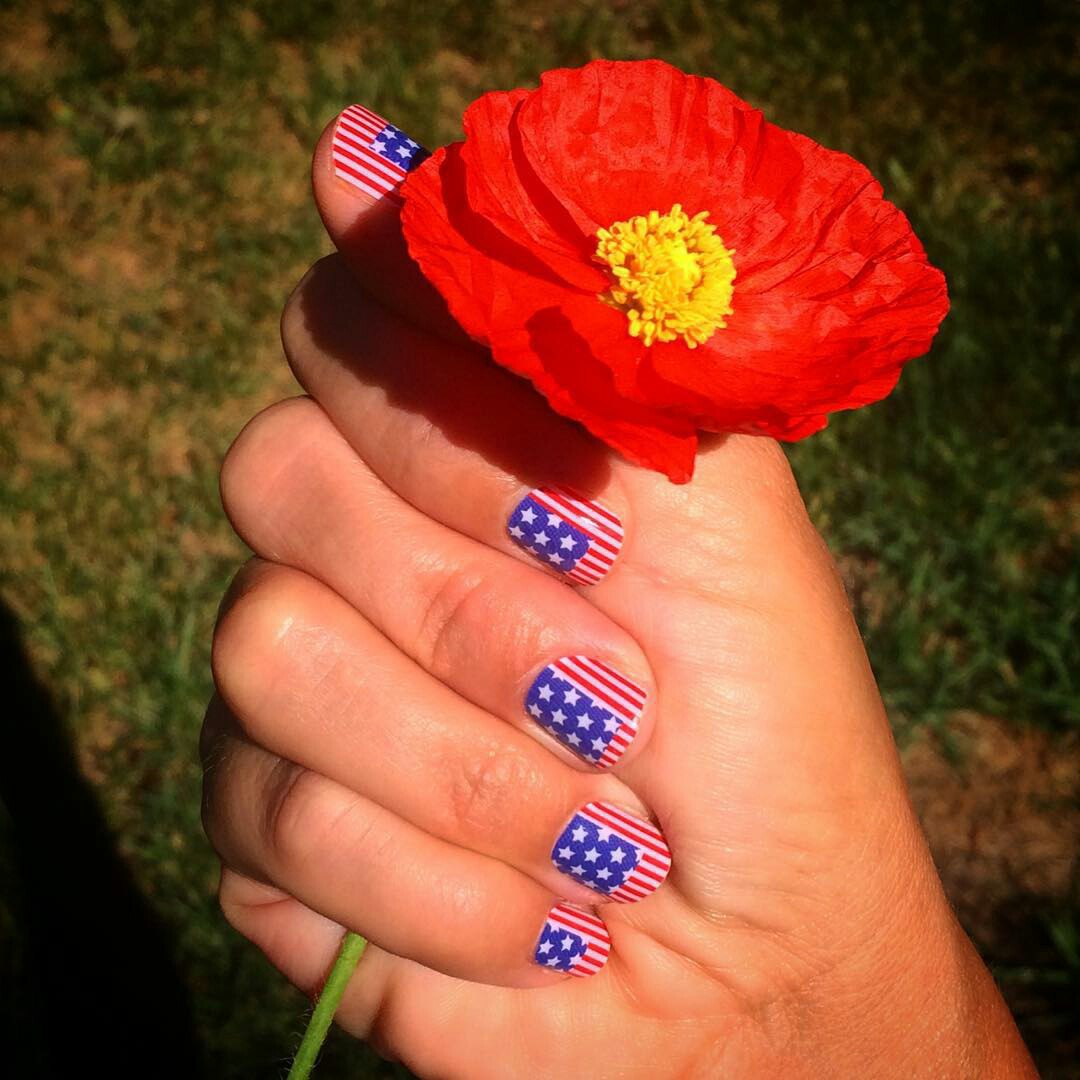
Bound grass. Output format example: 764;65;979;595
0;0;1076;1076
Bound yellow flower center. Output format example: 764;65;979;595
594;204;736;348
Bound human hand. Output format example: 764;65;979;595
201;108;1034;1079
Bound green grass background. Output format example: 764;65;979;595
0;0;1076;1076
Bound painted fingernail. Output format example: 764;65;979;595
507;487;623;585
526;657;646;769
534;903;610;977
331;104;430;204
552;802;672;903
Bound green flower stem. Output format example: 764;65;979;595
287;931;368;1080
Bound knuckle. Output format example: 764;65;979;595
264;765;338;871
219;396;319;530
265;765;390;879
414;563;493;672
210;566;306;713
447;743;546;839
416;563;532;677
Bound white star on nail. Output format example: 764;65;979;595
533;531;550;546
558;846;574;859
396;146;411;157
406;138;418;147
547;552;564;564
564;688;580;705
509;525;525;538
567;733;581;746
592;738;606;752
560;536;575;550
538;684;554;701
604;717;619;732
609;849;625;864
594;826;614;842
528;704;542;717
572;826;588;842
596;868;612;880
561;935;574;950
551;709;566;723
538;940;552;954
571;864;585;875
520;507;537;524
576;716;592;730
371;140;386;152
583;848;600;863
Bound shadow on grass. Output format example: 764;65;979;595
0;600;204;1078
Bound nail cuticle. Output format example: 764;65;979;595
533;903;610;976
525;656;646;769
551;801;672;903
507;486;623;585
330;104;429;204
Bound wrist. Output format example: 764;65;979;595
790;821;1035;1078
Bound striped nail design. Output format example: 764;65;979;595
331;104;430;204
507;487;623;585
552;802;672;903
534;904;610;977
526;657;646;769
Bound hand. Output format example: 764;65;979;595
201;110;1034;1079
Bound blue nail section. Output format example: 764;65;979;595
507;486;623;585
526;656;646;769
551;802;672;903
534;904;610;977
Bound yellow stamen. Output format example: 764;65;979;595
594;204;735;348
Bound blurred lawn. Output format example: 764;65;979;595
0;0;1077;1076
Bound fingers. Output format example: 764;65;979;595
282;254;831;604
211;560;671;904
220;397;653;772
202;696;613;986
281;254;625;582
216;869;354;1001
313;107;465;344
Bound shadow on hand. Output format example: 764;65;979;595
295;253;614;496
0;600;204;1078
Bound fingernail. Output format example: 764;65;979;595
552;802;671;903
507;487;623;585
330;104;430;204
526;656;646;769
534;903;610;977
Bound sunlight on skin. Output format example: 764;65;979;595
199;109;1036;1079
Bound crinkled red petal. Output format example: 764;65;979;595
402;60;950;480
402;144;699;481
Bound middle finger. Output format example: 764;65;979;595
222;395;654;775
213;559;673;905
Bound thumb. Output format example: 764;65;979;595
312;104;466;343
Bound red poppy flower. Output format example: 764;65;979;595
401;60;949;482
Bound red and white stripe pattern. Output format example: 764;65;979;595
551;656;646;769
582;801;672;903
536;904;611;978
527;487;623;585
330;104;427;204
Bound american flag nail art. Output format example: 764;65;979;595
526;657;646;769
331;104;430;204
507;487;623;585
534;903;611;977
552;802;672;903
